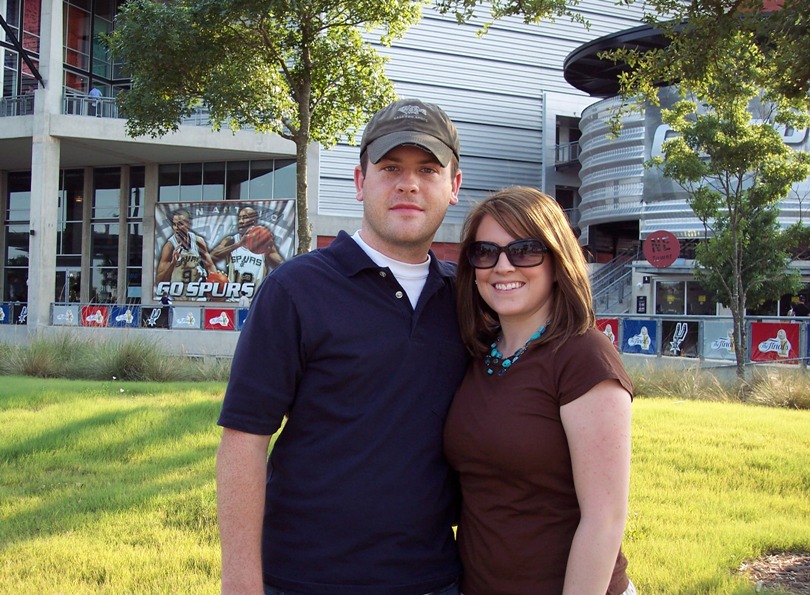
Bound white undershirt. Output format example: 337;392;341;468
352;231;430;309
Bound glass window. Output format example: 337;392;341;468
180;163;203;201
91;15;112;78
57;222;83;257
128;166;145;219
226;161;250;199
202;162;225;201
4;224;30;266
90;267;117;303
22;0;41;54
125;267;142;303
91;222;119;265
2;0;20;34
4;269;27;302
686;281;715;315
274;159;296;198
126;222;143;267
64;3;91;70
656;281;685;315
159;164;180;202
63;71;87;96
93;168;120;220
250;160;274;199
7;172;31;221
3;49;19;99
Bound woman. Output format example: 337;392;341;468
444;187;635;595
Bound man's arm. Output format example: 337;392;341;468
155;240;178;284
210;235;240;262
217;427;272;594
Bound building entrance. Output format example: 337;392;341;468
55;269;81;303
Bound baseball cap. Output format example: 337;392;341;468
360;99;460;167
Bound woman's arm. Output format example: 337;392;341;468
560;378;632;595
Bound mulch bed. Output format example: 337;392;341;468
740;553;810;594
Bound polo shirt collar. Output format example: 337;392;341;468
329;230;455;281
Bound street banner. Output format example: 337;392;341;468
171;306;202;329
0;304;12;324
661;319;699;358
52;304;80;326
81;305;108;327
204;307;236;331
621;319;656;354
596;318;620;349
140;306;170;329
153;200;295;303
750;321;799;364
109;305;140;328
12;303;27;325
702;320;737;361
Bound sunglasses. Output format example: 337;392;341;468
467;239;548;269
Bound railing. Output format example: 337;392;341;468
0;94;35;117
46;302;248;331
61;94;212;126
555;141;580;164
63;94;121;118
2;305;806;368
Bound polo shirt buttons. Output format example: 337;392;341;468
379;271;387;277
395;291;404;299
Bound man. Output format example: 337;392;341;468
155;208;217;300
790;295;810;317
210;206;284;297
217;99;467;595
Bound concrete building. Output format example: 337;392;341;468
0;0;652;354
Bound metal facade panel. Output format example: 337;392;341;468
317;3;649;224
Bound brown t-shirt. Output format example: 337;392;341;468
444;328;633;595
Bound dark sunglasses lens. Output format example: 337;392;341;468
508;240;546;266
469;242;499;268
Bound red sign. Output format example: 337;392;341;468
596;318;620;349
643;230;680;268
203;307;236;330
80;305;109;327
750;321;799;364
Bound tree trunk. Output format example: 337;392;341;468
295;137;311;254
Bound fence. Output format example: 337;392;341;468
2;305;808;367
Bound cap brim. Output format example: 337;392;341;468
365;132;455;167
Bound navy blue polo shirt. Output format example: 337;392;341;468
219;231;469;594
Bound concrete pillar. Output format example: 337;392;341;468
28;0;64;330
142;163;159;303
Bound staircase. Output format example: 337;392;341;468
591;248;638;314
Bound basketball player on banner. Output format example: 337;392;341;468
211;206;285;298
156;208;220;300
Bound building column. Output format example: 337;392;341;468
27;0;64;330
141;163;159;304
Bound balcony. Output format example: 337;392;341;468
555;140;581;171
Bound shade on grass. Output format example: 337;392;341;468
1;378;808;593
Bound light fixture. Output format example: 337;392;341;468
75;195;83;203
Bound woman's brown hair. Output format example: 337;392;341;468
456;186;595;357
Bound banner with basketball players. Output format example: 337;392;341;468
153;200;295;302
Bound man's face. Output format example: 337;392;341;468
172;214;190;245
354;145;461;263
238;208;258;234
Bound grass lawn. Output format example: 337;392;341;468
1;376;809;593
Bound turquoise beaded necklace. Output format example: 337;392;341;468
485;320;550;376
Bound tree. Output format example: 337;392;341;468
108;0;426;254
605;20;810;380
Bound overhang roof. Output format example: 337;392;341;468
563;24;669;98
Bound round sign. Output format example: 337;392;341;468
643;230;680;268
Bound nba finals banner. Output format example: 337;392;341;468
154;200;295;303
